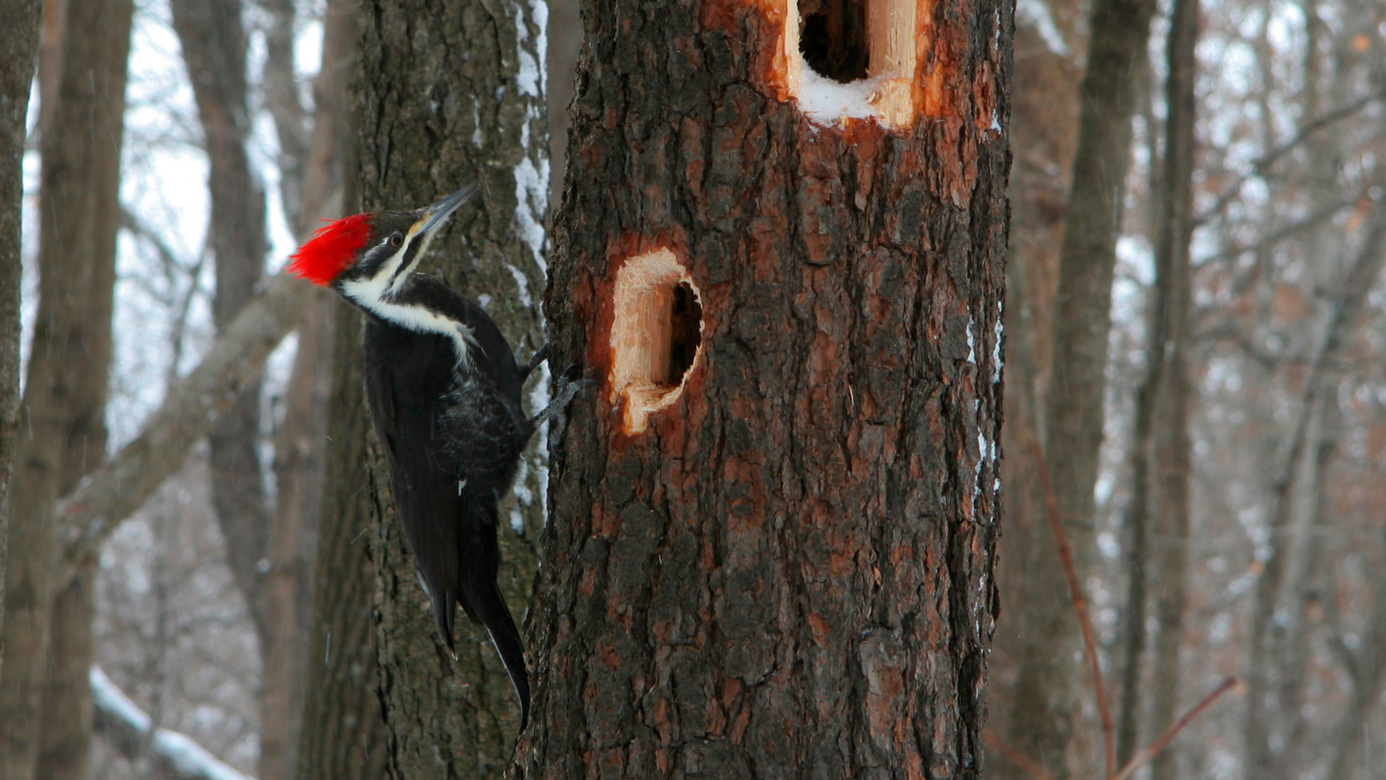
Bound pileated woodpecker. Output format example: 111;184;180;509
287;185;576;729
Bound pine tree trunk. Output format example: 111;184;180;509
0;1;133;777
354;0;551;775
0;0;41;658
520;1;1009;777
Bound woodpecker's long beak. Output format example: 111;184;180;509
414;185;478;240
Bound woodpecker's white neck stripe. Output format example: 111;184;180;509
341;275;478;369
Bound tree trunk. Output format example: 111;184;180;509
0;2;133;779
1008;0;1156;775
988;0;1080;774
1145;0;1197;776
1242;11;1386;773
263;290;333;780
1324;515;1386;780
259;0;356;775
517;1;1009;777
291;3;390;778
171;0;273;649
353;0;552;774
35;559;97;780
296;306;391;780
0;0;41;658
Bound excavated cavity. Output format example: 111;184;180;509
779;0;921;129
799;1;869;83
609;249;705;435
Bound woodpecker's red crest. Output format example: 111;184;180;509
287;213;374;286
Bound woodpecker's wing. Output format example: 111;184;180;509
362;337;464;647
361;280;532;728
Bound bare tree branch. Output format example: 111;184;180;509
56;273;310;587
1194;91;1385;227
1111;678;1240;780
91;666;255;780
1034;440;1116;777
983;730;1059;780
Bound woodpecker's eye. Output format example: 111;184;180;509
389;233;403;248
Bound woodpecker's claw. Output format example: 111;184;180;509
519;343;550;380
534;373;592;428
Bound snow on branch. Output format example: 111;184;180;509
91;666;255;780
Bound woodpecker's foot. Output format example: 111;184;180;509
534;371;593;428
535;369;593;453
519;343;550;380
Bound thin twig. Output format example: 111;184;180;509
1032;440;1116;778
1109;677;1240;780
1193;91;1385;227
982;729;1057;780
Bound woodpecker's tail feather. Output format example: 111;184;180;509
428;583;459;657
455;492;531;731
465;577;531;731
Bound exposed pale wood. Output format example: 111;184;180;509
609;249;703;434
774;0;923;128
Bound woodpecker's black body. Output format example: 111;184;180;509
362;273;533;725
288;186;577;731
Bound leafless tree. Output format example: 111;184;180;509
0;3;134;779
0;0;41;658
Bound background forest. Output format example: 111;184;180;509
0;0;1383;779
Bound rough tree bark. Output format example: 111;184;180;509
347;0;552;775
0;2;134;779
518;1;1009;777
0;0;41;657
1005;0;1156;775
